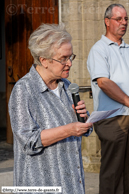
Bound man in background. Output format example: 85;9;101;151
87;4;129;194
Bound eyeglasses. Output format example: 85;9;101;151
51;54;76;65
109;17;128;23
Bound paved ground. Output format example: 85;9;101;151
0;141;99;194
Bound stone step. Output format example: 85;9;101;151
0;171;13;187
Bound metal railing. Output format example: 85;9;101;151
79;86;92;99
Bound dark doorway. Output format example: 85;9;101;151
0;0;6;142
5;0;59;143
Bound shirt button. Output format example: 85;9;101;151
78;166;80;169
80;180;82;183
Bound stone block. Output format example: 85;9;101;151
63;21;84;40
62;0;83;2
82;135;97;155
101;0;112;13
83;20;97;40
68;76;80;85
82;60;93;81
83;0;101;21
78;78;85;86
123;38;129;44
72;40;83;59
113;0;128;8
96;1;110;20
95;20;105;38
85;19;105;42
82;156;100;173
61;2;83;21
124;31;129;42
79;92;93;112
78;77;91;86
69;59;84;80
0;171;13;186
83;39;95;59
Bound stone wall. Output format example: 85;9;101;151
61;0;129;172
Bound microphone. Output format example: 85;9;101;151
69;83;85;123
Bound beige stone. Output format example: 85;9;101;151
62;0;83;2
124;38;129;44
83;39;95;59
72;40;83;59
62;20;84;40
83;1;102;21
61;2;83;21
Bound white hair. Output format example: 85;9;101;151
28;23;72;66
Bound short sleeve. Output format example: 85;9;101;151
87;44;110;81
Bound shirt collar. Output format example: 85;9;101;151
101;35;129;48
29;64;66;93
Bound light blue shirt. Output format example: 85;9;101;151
87;35;129;118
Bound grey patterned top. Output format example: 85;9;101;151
9;64;92;194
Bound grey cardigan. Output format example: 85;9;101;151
9;65;92;194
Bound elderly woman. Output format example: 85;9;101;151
9;24;92;194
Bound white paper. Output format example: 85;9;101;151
86;108;119;123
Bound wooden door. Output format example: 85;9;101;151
5;0;59;143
